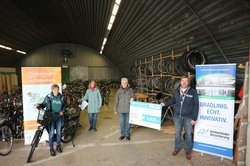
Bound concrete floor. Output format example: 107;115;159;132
1;89;234;166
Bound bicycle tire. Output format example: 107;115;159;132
26;129;43;163
61;124;73;143
71;117;79;139
0;125;13;156
31;129;40;146
61;116;79;143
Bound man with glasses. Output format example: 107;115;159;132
161;76;199;160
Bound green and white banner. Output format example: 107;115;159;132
193;64;236;159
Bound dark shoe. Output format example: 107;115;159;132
50;149;56;156
119;136;125;140
93;128;97;132
125;136;130;141
186;153;191;160
172;150;180;156
88;127;92;131
56;145;62;153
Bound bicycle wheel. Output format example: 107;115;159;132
26;129;43;163
61;124;73;143
0;125;13;156
61;116;79;143
71;117;79;138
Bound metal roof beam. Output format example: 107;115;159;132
182;0;229;63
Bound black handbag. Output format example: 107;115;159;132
37;109;53;126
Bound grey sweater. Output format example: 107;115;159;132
114;87;135;113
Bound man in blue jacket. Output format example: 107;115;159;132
161;76;199;160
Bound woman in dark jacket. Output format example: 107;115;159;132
37;84;66;156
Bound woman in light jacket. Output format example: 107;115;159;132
82;80;102;132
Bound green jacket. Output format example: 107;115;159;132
114;87;135;113
83;88;102;113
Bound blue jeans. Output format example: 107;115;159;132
174;116;193;153
88;113;98;129
49;117;63;149
120;113;130;137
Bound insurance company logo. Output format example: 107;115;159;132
197;128;210;136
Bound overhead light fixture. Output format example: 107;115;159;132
0;44;26;54
107;23;113;30
110;15;115;24
100;0;122;55
115;0;121;5
102;38;107;46
16;50;27;54
0;44;12;50
112;4;119;16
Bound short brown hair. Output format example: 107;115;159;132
180;75;190;83
51;84;59;90
180;75;189;80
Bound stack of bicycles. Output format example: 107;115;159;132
0;101;23;156
0;110;14;156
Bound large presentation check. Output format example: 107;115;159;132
129;101;162;130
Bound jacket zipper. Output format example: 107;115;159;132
179;87;190;117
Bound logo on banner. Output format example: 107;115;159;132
26;72;34;79
197;128;209;136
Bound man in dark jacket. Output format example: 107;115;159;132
161;76;199;160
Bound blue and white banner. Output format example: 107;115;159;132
129;101;162;130
193;64;236;159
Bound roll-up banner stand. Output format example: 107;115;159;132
22;67;61;145
194;64;236;160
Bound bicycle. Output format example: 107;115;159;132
26;107;81;163
26;108;48;163
0;110;14;156
0;98;24;137
61;108;81;147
